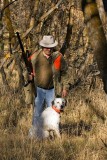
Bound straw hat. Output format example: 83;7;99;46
39;35;58;48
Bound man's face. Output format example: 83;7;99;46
43;47;52;56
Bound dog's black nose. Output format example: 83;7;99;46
61;105;64;109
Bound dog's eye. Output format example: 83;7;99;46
57;102;60;103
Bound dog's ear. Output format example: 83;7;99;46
64;99;67;106
51;100;54;105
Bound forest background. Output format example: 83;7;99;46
0;0;107;159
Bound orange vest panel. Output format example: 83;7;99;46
54;54;62;70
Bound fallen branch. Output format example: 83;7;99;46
69;78;82;90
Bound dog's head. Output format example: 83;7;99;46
52;98;67;112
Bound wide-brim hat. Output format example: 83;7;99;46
39;35;58;48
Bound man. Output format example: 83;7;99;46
30;35;69;125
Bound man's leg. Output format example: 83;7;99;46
45;88;55;107
33;87;45;126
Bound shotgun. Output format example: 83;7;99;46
16;32;33;87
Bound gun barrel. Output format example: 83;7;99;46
16;32;32;73
16;32;33;86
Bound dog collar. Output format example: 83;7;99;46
52;106;61;114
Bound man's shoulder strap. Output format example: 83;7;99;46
52;51;62;60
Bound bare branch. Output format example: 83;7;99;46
2;0;18;13
0;0;63;69
0;25;5;36
22;0;63;39
39;0;63;22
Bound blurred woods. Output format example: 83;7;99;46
1;2;107;159
0;0;107;103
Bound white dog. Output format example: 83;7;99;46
30;98;66;139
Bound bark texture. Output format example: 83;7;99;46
82;0;107;93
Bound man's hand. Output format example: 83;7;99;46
28;74;33;81
61;89;68;97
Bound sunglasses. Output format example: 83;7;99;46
43;47;54;51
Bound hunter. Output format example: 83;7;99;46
29;35;69;125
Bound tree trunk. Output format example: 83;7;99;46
4;0;25;88
82;0;107;94
0;0;10;88
96;0;107;39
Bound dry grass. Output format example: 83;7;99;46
0;77;107;160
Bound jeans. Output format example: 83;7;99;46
32;87;55;126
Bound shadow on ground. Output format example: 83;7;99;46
60;120;92;136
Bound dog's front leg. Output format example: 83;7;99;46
42;130;49;139
55;128;61;138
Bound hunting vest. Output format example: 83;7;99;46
29;49;68;96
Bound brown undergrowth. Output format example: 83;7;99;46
0;77;107;160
